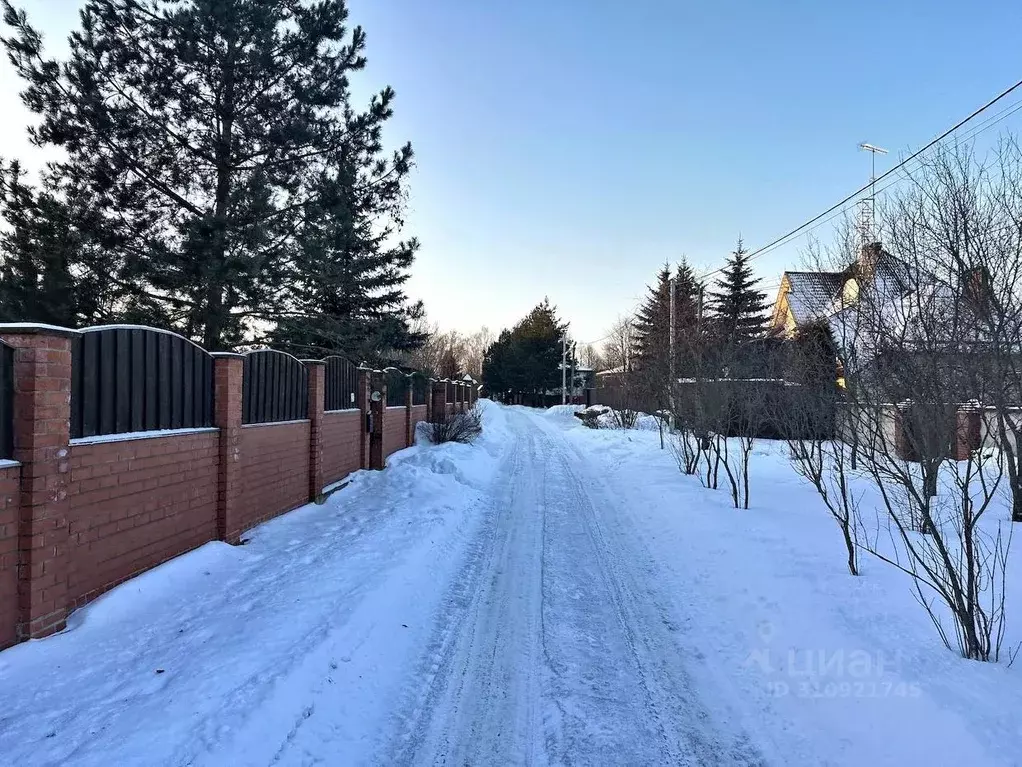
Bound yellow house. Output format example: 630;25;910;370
770;243;898;338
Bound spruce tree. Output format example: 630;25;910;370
632;259;700;377
707;238;768;346
264;93;423;361
1;0;422;353
632;264;673;370
482;299;566;400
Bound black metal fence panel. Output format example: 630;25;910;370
243;350;309;425
0;341;12;458
445;380;453;404
385;368;409;407
324;356;359;411
410;373;428;406
71;326;214;439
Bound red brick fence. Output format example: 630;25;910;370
0;323;478;650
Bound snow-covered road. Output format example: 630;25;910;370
0;403;762;766
387;407;761;766
11;401;1018;766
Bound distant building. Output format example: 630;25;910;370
769;243;914;338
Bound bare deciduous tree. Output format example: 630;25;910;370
460;326;494;380
782;320;860;574
599;315;634;372
820;139;1021;660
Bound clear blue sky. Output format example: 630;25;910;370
3;1;1021;344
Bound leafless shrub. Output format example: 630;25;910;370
668;428;701;475
426;406;482;445
779;321;862;574
612;408;639;429
788;436;862;576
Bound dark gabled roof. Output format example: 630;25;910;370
871;251;917;295
784;271;843;322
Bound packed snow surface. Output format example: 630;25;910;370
1;401;1021;765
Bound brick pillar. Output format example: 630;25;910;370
369;371;386;470
405;375;414;447
212;353;244;543
954;407;982;460
0;324;77;640
431;380;446;423
357;368;371;469
893;405;915;462
304;360;325;500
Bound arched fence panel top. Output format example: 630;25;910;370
384;367;409;407
409;371;429;406
71;325;215;440
323;355;360;411
0;340;13;459
242;349;309;425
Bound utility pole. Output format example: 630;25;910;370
569;341;577;405
623;319;631;373
561;335;568;405
669;276;676;426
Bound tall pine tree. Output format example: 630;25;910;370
707;238;768;346
0;161;120;325
1;0;422;353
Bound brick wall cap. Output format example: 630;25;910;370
300;359;326;367
210;352;245;359
0;322;80;337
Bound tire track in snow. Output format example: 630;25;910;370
387;407;766;766
534;416;767;766
389;409;551;766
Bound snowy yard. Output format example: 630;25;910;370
2;401;1021;765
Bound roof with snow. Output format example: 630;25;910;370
784;271;844;323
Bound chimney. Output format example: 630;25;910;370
963;266;990;310
857;241;883;283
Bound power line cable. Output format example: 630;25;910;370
696;77;1022;282
586;80;1022;346
741;96;1022;267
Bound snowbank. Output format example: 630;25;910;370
552;403;663;431
542;404;583;420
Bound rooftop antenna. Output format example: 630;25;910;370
858;142;888;244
